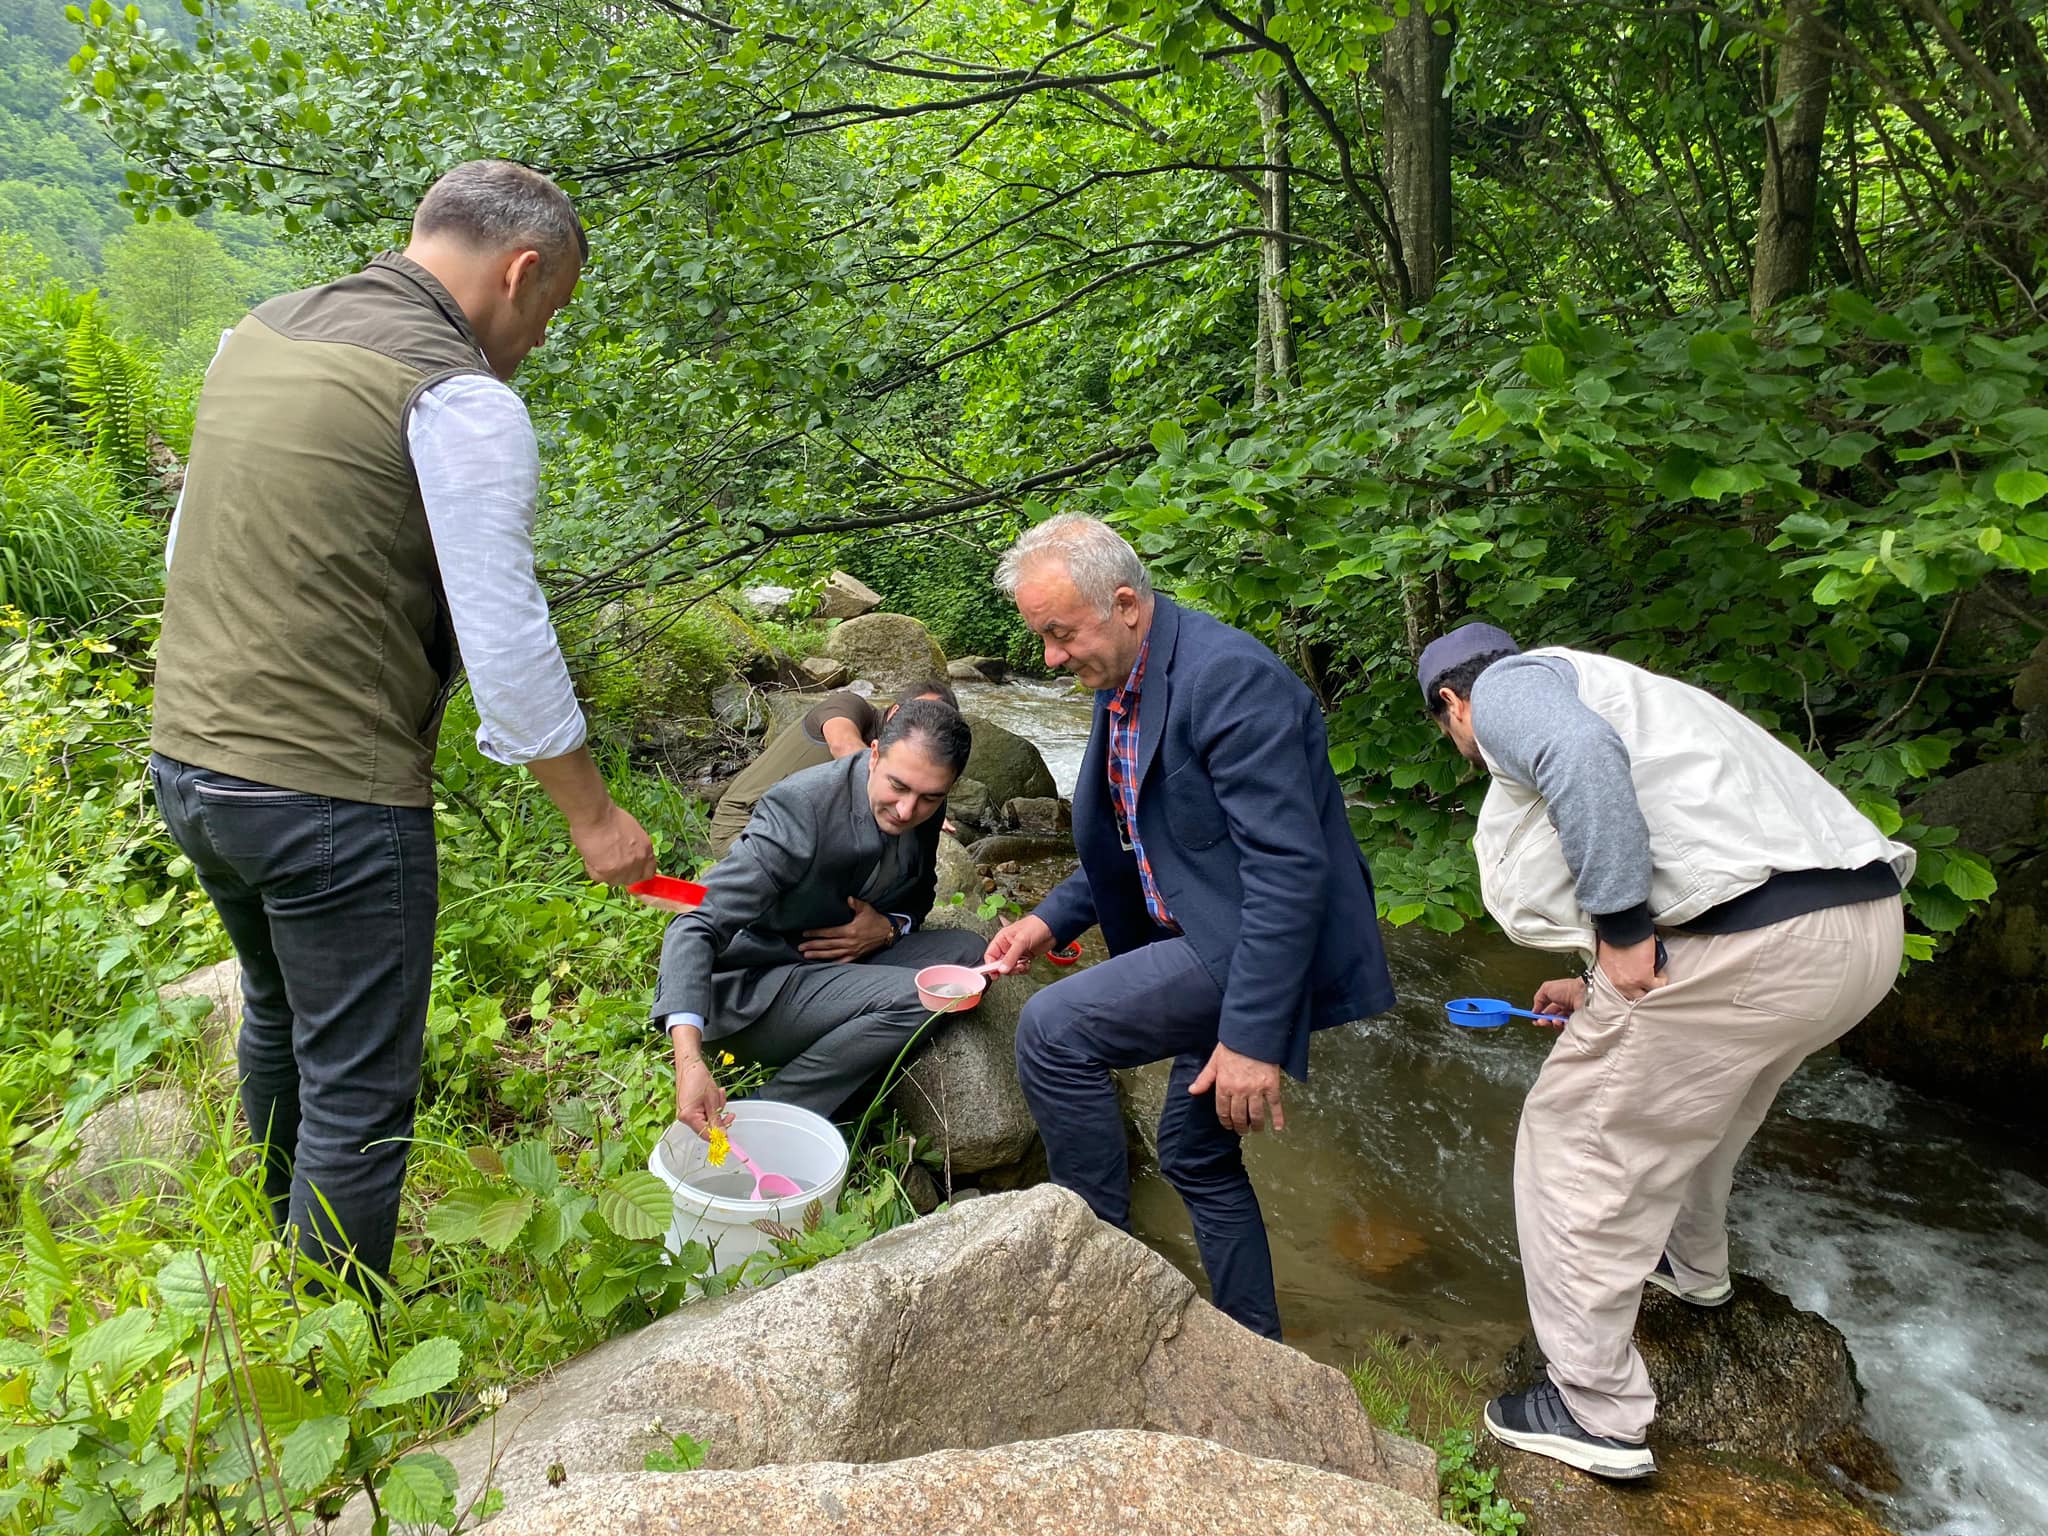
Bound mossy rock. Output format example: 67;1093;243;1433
561;595;748;739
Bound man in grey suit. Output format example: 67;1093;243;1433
655;698;988;1134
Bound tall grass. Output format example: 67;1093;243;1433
0;456;162;628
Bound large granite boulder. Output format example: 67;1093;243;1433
159;957;242;1076
886;960;1042;1177
1907;745;2048;858
344;1186;1435;1531
960;714;1057;806
887;901;1038;1177
816;571;884;622
1847;849;2048;1119
1481;1445;1895;1536
823;614;947;695
933;833;979;905
36;1086;204;1223
946;775;998;838
487;1430;1455;1536
1498;1277;1886;1474
741;584;796;622
798;655;853;689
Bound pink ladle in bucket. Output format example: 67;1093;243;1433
724;1131;803;1200
914;961;1004;1013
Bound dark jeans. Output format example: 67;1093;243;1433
1013;937;1282;1339
150;753;437;1289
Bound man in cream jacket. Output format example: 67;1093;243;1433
1421;622;1912;1481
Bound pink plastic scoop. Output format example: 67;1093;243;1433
724;1132;803;1199
913;960;1004;1013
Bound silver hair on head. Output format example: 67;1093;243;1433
994;514;1152;616
412;159;588;276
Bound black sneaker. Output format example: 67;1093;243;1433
1482;1379;1656;1480
1645;1252;1734;1307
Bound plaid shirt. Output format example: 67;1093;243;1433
1107;635;1177;930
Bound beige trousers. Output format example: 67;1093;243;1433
1514;896;1905;1441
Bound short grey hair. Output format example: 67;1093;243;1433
995;514;1152;616
412;160;588;276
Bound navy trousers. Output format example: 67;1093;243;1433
1013;936;1281;1339
151;753;436;1291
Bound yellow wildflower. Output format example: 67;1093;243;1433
705;1126;730;1167
719;1051;736;1066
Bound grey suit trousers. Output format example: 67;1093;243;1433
722;927;987;1118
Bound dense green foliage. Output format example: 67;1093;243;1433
6;0;2048;1523
61;0;2047;942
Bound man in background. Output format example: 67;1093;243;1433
709;677;957;855
982;516;1394;1341
658;700;987;1131
150;161;654;1292
1421;622;1912;1480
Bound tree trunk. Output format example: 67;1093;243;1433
1381;1;1454;306
1255;78;1294;403
1752;0;1834;318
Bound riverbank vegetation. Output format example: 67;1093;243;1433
5;0;2047;1529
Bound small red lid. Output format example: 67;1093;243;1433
627;875;707;911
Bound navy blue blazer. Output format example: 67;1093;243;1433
1034;595;1395;1079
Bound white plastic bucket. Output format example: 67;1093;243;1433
648;1100;849;1275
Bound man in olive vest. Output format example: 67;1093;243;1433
150;161;655;1292
1421;622;1911;1480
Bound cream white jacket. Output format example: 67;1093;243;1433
1474;648;1916;958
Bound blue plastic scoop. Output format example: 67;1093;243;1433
1445;997;1569;1029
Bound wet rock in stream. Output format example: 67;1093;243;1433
1488;1278;1899;1533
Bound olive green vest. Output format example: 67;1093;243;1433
151;253;489;806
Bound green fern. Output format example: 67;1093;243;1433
63;303;157;493
0;381;54;477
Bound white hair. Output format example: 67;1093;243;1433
994;515;1152;616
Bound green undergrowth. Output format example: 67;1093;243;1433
0;611;933;1534
1348;1332;1524;1533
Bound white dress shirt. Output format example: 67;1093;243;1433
169;363;587;768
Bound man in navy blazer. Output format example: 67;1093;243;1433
983;515;1394;1338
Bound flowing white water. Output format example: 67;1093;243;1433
965;677;2048;1536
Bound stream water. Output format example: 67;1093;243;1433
956;677;2048;1536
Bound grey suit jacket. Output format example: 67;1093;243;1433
650;752;942;1035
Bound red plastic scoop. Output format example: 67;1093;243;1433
628;875;707;913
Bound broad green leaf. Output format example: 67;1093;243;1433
234;1362;314;1436
1942;852;1997;902
25;1424;80;1473
1818;431;1877;468
69;1308;158;1385
424;1186;497;1244
279;1415;349;1492
504;1139;559;1195
380;1453;459;1526
1686;331;1740;374
154;1250;216;1318
466;1144;506;1178
1995;469;2048;508
1691;463;1764;501
1919;345;1964;385
599;1170;674;1242
366;1336;461;1408
19;1190;67;1330
476;1193;536;1253
1520;343;1567;387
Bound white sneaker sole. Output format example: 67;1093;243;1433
1645;1269;1734;1307
1483;1403;1657;1480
